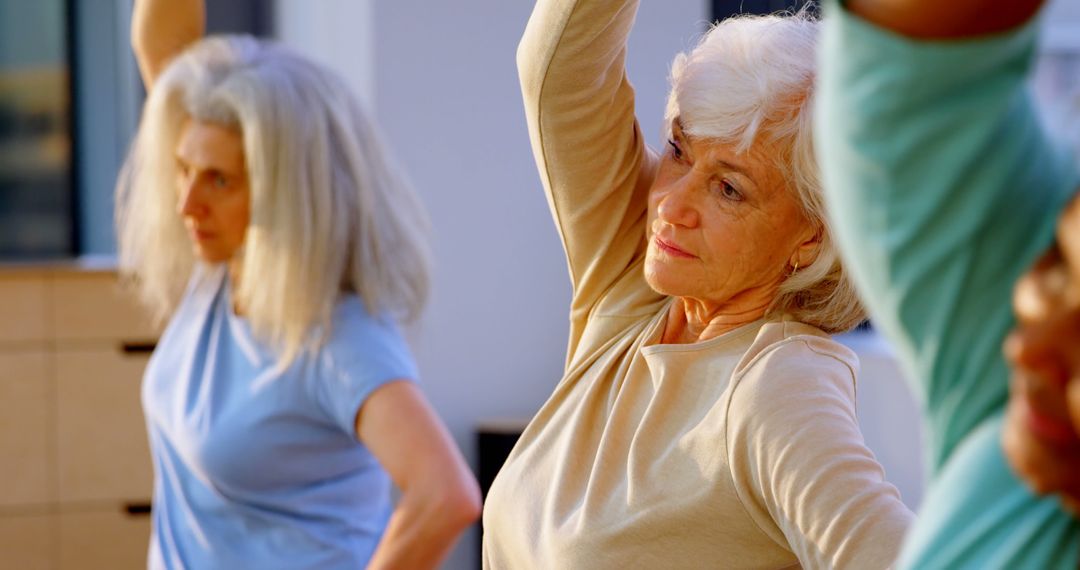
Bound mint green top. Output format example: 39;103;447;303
816;4;1080;568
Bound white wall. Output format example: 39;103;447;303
837;332;926;511
272;0;376;111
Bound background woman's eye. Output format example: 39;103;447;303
667;138;683;159
213;174;229;189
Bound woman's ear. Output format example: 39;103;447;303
790;225;823;269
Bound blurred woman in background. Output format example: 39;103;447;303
117;1;480;568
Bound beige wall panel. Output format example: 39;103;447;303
56;349;152;503
0;351;53;506
0;513;55;570
59;510;150;570
51;273;158;342
0;274;49;343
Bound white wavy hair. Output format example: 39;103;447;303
116;35;431;365
664;9;865;333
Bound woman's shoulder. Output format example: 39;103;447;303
328;294;393;335
733;319;858;388
318;294;417;378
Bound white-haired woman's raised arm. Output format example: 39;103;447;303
131;0;205;90
518;0;662;360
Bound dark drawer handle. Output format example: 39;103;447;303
124;502;152;516
119;341;157;354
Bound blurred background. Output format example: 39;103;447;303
0;1;1077;569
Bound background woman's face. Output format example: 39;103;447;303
1003;189;1080;512
644;118;815;306
174;119;250;263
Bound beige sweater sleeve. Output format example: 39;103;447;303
517;0;659;360
726;338;915;570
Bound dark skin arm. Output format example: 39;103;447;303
846;0;1044;39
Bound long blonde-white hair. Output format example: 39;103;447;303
665;9;865;333
116;35;431;365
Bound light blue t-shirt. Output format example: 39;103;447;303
142;264;418;569
816;3;1080;568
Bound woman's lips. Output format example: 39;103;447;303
655;236;696;258
190;228;215;241
1020;397;1078;446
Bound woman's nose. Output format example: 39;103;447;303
177;179;204;218
655;178;699;228
1006;282;1075;389
1005;331;1071;410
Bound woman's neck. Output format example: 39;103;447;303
660;295;770;345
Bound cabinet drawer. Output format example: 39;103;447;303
0;274;48;343
0;513;54;570
59;509;150;570
0;351;53;506
56;349;153;503
51;273;158;342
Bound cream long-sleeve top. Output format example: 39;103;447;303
480;0;914;568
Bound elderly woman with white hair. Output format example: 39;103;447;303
481;1;914;568
118;1;480;568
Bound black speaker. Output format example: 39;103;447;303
474;418;529;568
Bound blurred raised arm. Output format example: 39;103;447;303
131;0;205;90
815;0;1080;565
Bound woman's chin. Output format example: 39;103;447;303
191;245;232;264
643;261;690;298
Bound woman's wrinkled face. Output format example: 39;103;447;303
174;119;251;263
1003;190;1080;513
644;118;817;306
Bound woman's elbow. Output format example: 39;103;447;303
438;474;482;530
408;470;482;535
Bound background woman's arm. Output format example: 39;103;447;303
131;0;205;90
357;381;481;570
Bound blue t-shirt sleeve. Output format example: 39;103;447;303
815;2;1078;469
313;310;420;438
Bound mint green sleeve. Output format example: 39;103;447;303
816;4;1076;467
815;4;1080;568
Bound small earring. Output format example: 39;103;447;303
791;261;799;276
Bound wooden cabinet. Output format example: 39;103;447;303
51;273;157;342
0;514;54;570
59;510;151;570
56;349;154;504
0;351;52;507
0;274;49;343
0;265;157;570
